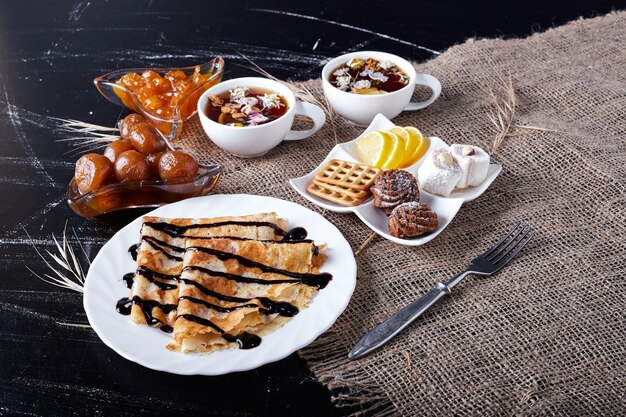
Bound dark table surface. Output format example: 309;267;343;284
0;1;620;416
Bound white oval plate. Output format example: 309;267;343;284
83;194;357;375
290;114;502;246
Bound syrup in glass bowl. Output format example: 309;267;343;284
94;57;224;147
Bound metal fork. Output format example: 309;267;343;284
348;223;533;360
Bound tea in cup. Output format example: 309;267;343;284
322;51;441;126
198;77;326;157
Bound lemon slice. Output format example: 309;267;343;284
353;130;393;167
388;126;414;167
403;127;429;167
381;132;405;169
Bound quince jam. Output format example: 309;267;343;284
116;67;210;120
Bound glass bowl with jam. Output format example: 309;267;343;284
67;113;221;217
94;57;224;146
68;165;221;217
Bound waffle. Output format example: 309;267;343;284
307;159;381;206
314;159;381;191
311;178;371;199
307;182;368;207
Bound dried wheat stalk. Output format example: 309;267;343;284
25;223;88;294
355;232;378;256
52;116;120;155
514;124;558;133
56;322;92;329
487;76;557;154
487;75;517;154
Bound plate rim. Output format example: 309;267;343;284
83;193;357;375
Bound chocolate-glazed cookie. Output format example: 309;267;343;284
388;202;438;238
370;169;419;215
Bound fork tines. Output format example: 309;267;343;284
484;223;533;265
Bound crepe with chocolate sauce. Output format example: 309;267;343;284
128;213;289;328
168;237;329;353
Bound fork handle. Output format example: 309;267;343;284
348;282;451;360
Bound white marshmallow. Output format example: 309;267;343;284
417;149;462;196
450;144;490;188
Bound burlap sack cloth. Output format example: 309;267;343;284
178;12;626;416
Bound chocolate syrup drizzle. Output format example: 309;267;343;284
173;315;260;348
128;243;139;261
134;265;178;291
122;272;135;289
222;332;261;349
185;246;332;289
179;295;298;317
118;224;328;349
143;220;287;238
116;296;176;326
141;235;183;262
283;226;307;241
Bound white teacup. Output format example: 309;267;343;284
198;77;326;157
322;51;441;126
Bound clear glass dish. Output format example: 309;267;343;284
93;58;224;146
67;165;221;217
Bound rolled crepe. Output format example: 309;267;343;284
129;213;288;328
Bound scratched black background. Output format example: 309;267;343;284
0;1;620;416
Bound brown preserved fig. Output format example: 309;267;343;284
89;191;123;213
158;151;199;182
146;152;164;178
129;122;166;154
114;150;151;182
103;140;135;163
75;153;115;194
119;113;145;141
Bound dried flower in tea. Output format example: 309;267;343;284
206;87;288;127
329;57;409;95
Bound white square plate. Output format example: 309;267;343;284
289;114;502;246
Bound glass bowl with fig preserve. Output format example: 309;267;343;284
94;58;224;146
322;51;441;126
197;77;325;157
67;113;220;217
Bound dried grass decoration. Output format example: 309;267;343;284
52;117;120;155
487;75;556;154
25;222;87;294
25;223;91;328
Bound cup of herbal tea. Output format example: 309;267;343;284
322;51;441;126
198;77;326;157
